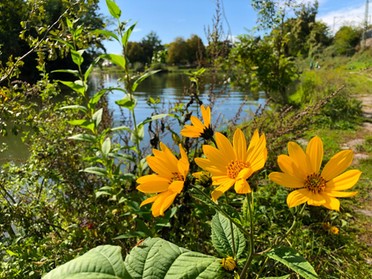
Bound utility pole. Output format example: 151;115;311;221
362;0;370;49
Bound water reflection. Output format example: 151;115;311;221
92;71;266;127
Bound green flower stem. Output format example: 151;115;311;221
239;192;254;279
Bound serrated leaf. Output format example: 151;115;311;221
124;238;224;279
211;213;246;258
101;137;111;156
42;245;127;279
106;0;121;19
266;246;318;279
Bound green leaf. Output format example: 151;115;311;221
101;137;111;156
211;213;246;258
124;238;224;279
266;246;318;279
101;54;126;69
68;133;97;142
42;245;127;279
52;69;79;77
115;96;136;110
106;0;121;19
122;23;136;48
59;105;87;112
132;70;160;92
88;89;109;109
262;276;290;279
94;29;119;42
83;167;107;176
93;108;103;127
71;49;84;66
68;119;95;132
59;80;86;96
138;113;169;127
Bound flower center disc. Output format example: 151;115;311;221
305;173;327;194
170;172;184;183
227;160;250;179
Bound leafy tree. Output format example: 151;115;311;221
186;34;206;67
126;41;145;65
141;31;163;64
332;25;362;56
166;37;189;65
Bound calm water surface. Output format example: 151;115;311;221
1;72;266;162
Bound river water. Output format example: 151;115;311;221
1;72;266;163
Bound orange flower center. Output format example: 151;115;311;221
227;160;250;179
304;173;327;194
170;172;184;183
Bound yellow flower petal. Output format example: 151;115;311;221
234;179;251;194
301;189;326;206
180;126;201;138
233;129;247;161
287;190;308;208
215;132;235;162
201;105;211;127
140;195;158;207
269;172;304;188
190;115;205;131
306;136;323;173
211;179;235;202
158;192;178;216
277;155;296;176
321;150;354;181
136;175;170;193
147;156;173;177
168;180;184;194
325;190;358;197
247;132;267;172
288;141;312;175
322;196;340;211
202;145;229;168
326;170;362;190
195;158;226;176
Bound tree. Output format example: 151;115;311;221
141;31;163;64
166;37;189;65
126;41;145;64
333;26;362;56
186;34;206;67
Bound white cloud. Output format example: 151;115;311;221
318;4;368;34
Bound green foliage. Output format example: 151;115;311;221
265;246;318;279
332;26;362;56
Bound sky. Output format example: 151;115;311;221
98;0;370;54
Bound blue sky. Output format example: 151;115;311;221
98;0;370;53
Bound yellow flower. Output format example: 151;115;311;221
195;129;267;202
269;136;361;211
330;226;339;235
136;143;189;217
221;256;236;271
180;105;213;139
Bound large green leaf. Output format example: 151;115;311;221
124;237;224;279
266;246;318;279
211;213;246;258
42;245;128;279
106;0;121;19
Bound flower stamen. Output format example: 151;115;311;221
304;173;327;194
170;172;184;183
227;160;250;179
